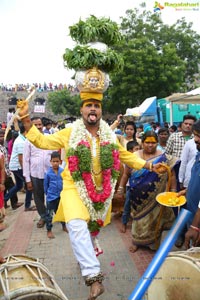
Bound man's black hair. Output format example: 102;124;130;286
31;116;42;122
169;125;177;132
183;114;197;122
158;127;170;135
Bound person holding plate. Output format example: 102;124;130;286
116;130;178;253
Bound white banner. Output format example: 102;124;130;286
34;105;45;113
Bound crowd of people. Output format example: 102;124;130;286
0;107;200;299
1;14;199;299
0;82;77;93
113;114;200;250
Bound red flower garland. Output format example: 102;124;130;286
68;140;120;203
67;140;120;234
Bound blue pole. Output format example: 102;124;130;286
128;208;191;300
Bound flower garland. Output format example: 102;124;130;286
67;119;120;234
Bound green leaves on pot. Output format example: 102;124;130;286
69;15;123;46
63;45;124;73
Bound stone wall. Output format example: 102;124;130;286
0;90;67;123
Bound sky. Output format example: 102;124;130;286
0;0;199;86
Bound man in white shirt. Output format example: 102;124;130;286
179;138;197;189
23;117;52;227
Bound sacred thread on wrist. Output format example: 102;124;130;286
190;225;200;233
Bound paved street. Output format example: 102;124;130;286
0;192;183;300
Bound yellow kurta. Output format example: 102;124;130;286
26;124;146;224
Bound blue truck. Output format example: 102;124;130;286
125;96;200;127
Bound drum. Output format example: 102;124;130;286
0;254;69;300
145;248;200;300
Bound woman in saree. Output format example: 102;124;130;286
116;130;177;252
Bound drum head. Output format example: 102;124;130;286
0;254;68;300
147;251;200;300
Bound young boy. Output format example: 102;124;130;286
44;151;66;238
116;141;140;233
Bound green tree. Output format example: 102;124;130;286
106;6;200;113
47;89;81;116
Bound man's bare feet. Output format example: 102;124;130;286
0;256;6;264
120;224;127;233
129;244;138;253
88;282;104;300
47;231;55;239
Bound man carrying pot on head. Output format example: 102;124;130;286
16;70;167;299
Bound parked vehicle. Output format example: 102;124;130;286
125;96;200;128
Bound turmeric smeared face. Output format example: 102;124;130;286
80;100;102;126
142;137;158;154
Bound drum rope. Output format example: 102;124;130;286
0;268;8;298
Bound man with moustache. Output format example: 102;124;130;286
16;75;167;300
166;114;197;159
178;120;200;247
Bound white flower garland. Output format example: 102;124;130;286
69;118;118;221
